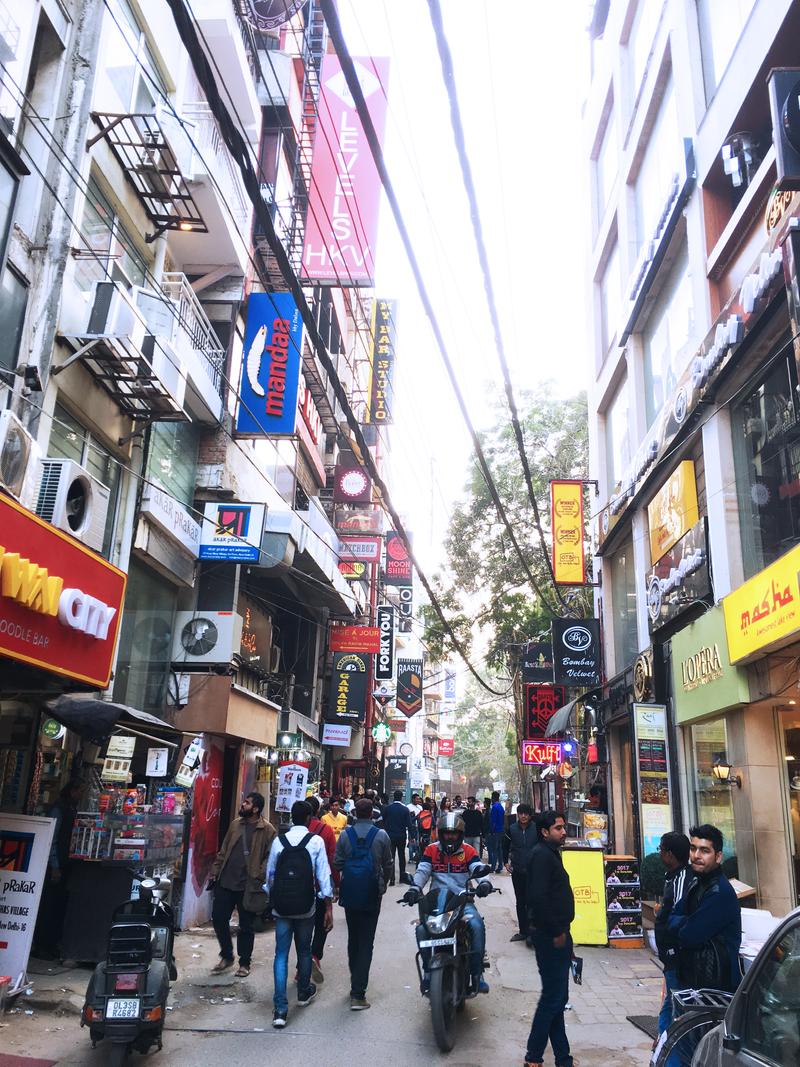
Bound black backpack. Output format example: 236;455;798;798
270;833;315;916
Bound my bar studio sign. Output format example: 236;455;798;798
552;618;601;687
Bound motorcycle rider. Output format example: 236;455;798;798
402;812;492;996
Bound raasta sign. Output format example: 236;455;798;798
375;605;395;680
552;618;601;687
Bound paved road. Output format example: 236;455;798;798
5;872;658;1065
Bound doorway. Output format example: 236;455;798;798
779;708;800;907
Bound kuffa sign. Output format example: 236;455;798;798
327;652;369;722
723;541;800;663
525;684;566;739
552;618;601;687
375;605;395;680
0;495;127;688
396;658;423;717
521;740;564;766
364;298;396;424
236;292;303;436
329;626;381;654
551;480;585;584
384;531;412;586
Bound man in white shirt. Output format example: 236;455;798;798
265;800;333;1029
407;793;423;863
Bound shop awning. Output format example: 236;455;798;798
544;697;579;738
46;695;176;744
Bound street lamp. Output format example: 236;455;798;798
712;758;742;789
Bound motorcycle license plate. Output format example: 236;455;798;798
419;937;456;949
106;998;140;1019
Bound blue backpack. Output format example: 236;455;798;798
338;826;379;911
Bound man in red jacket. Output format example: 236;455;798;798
307;795;338;982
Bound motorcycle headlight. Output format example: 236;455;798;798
426;910;458;936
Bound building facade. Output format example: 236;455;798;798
585;0;800;916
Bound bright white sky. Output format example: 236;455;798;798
339;0;594;577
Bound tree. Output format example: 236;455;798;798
449;677;518;797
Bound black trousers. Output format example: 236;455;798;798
511;869;529;934
389;836;406;881
344;905;381;998
311;895;329;961
212;885;255;966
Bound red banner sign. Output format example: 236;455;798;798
521;740;564;766
0;495;127;687
525;684;566;739
329;625;381;653
437;738;455;757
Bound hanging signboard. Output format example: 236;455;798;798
521;640;554;683
339;536;382;562
521;740;564;765
396;658;423;717
525;684;567;739
384;531;412;585
338;560;367;581
333;464;372;504
646;519;710;633
301;54;390;285
327;652;369;722
444;669;457;701
364;298;397;424
632;704;673;857
550;480;586;584
723;540;800;663
334;508;384;534
647;460;700;565
199;502;266;562
321;722;352;747
236;292;303;436
552;618;601;687
437;738;455;757
375;605;395;680
329;626;381;654
0;813;55;993
275;761;309;813
397;586;413;632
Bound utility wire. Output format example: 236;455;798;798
426;0;571;616
164;0;507;697
318;0;561;619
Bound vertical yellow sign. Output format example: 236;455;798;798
562;849;607;945
551;480;585;584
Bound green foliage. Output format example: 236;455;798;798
449;676;518;796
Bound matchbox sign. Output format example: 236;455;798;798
0;495;127;687
383;531;412;586
437;738;455;757
521;740;564;766
236;292;303;436
339;536;381;562
329;625;381;654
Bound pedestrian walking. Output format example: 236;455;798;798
654;831;691;1060
407;792;423;863
334;796;393;1010
506;802;537;942
266;800;333;1029
208;793;276;978
321;795;348;840
462;796;484;854
382;789;414;885
307;795;339;983
523;810;575;1067
418;798;434;852
487;790;506;874
481;796;491;857
502;799;515;868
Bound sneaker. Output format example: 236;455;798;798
211;957;234;973
272;1011;287;1029
297;983;317;1006
510;932;527;942
311;956;324;983
350;995;370;1010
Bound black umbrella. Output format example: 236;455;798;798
46;695;175;745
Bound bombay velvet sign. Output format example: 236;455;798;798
552;618;601;687
0;495;127;687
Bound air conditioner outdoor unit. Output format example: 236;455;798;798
35;458;111;552
0;409;39;506
171;611;244;667
85;281;147;348
141;335;187;412
133;286;179;342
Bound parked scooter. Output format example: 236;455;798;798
82;876;177;1065
400;863;499;1052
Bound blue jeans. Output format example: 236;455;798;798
526;931;573;1066
273;914;315;1013
658;969;683;1067
416;902;486;978
487;832;504;870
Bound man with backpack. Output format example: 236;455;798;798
333;796;393;1010
265;800;333;1029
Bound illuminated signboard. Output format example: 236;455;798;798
520;740;564;766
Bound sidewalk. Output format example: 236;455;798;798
2;871;660;1065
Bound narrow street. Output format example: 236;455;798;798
5;875;657;1066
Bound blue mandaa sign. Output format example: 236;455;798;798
236;292;303;436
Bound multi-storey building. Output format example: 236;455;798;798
585;0;800;915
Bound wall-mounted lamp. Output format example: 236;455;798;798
712;758;742;788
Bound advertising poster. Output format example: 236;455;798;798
607;912;643;939
364;298;397;424
633;704;673;856
0;813;55;992
562;849;607;945
236;292;303;436
275;762;310;813
550;480;586;584
327;652;369;722
384;531;412;585
552;618;601;686
199;502;266;562
444;669;457;701
647;460;699;565
183;736;223;928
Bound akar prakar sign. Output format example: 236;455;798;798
0;495;127;687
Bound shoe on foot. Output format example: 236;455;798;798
235;965;250;977
211;957;234;973
350;995;370;1010
523;1062;543;1067
311;956;324;983
510;932;527;942
272;1011;287;1029
297;982;317;1006
477;978;490;994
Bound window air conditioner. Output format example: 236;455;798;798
0;409;40;507
85;281;147;349
35;458;111;552
171;611;244;668
141;335;187;412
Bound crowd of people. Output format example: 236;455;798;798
206;788;742;1066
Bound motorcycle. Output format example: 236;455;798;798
400;864;499;1052
82;876;177;1065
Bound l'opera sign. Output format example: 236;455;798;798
0;495;127;687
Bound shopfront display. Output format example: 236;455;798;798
632;704;673;857
605;856;643;947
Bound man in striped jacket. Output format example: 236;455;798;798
654;831;691;1054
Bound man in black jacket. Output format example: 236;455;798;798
506;802;537;942
654;831;690;1047
382;790;414;885
523;811;575;1067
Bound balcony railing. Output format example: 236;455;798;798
160;272;225;395
183;102;251;233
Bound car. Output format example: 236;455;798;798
690;904;800;1065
